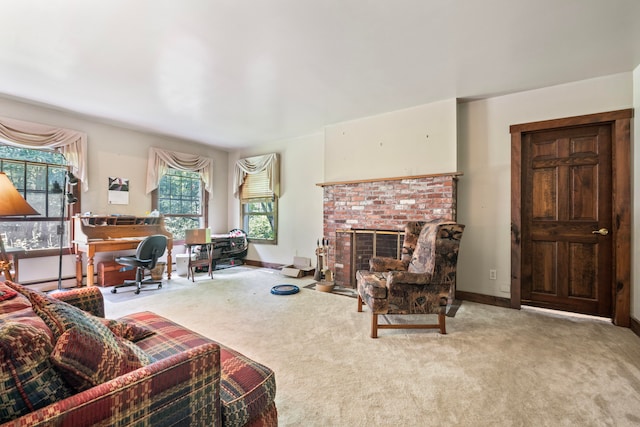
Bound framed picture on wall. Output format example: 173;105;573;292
108;177;129;204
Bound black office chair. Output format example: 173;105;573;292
111;234;168;295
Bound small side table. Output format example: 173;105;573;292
185;243;213;282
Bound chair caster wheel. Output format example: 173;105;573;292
158;284;162;289
111;288;117;294
135;290;140;295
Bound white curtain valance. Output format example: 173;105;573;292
233;153;279;198
0;116;89;191
146;147;214;194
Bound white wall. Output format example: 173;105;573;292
228;133;324;265
457;72;634;297
0;96;229;282
324;98;457;182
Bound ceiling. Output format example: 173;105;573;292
1;1;639;151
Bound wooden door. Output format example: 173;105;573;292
511;110;632;326
521;124;612;317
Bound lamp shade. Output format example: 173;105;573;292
0;172;39;216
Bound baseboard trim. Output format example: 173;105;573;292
456;290;512;309
630;316;640;338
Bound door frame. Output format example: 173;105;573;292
510;109;633;326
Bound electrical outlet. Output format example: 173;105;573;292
489;269;497;280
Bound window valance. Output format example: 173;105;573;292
0;116;89;191
146;147;213;194
233;153;279;198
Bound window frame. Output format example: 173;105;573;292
151;167;208;243
239;168;278;244
240;196;278;245
0;148;80;255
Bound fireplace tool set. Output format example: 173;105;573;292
314;238;333;283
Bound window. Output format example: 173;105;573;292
240;169;278;244
152;168;207;240
0;145;79;250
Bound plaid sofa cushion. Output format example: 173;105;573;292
0;283;30;315
26;289;155;392
100;318;156;342
0;284;54;344
0;288;17;302
122;311;214;359
50;322;155;391
0;320;72;423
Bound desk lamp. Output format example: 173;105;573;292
55;171;78;292
0;172;39;281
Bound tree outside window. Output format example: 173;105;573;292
153;168;207;240
240;168;278;244
242;198;277;242
0;145;78;250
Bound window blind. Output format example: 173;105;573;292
241;168;273;200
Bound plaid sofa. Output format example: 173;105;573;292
0;281;277;426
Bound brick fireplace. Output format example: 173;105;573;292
318;172;460;287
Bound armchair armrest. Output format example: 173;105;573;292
385;270;432;287
7;342;221;427
369;257;408;272
50;286;105;318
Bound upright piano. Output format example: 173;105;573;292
73;215;173;287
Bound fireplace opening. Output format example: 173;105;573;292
335;229;405;288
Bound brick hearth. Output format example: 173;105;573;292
318;172;460;287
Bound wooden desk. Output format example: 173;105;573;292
74;239;172;287
73;216;173;287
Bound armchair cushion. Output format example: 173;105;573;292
386;283;451;314
407;221;439;274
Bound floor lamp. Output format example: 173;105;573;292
0;172;40;281
55;171;78;292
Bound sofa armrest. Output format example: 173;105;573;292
4;342;221;427
50;286;105;318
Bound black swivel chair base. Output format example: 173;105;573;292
111;267;162;295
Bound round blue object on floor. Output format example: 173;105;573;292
271;284;299;295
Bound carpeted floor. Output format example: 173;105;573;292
303;282;358;298
102;266;640;427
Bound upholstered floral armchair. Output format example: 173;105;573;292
356;220;465;338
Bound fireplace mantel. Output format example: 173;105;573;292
316;171;463;187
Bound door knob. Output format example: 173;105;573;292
591;228;609;236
